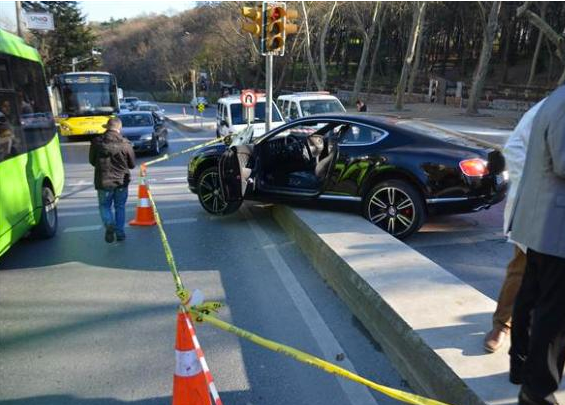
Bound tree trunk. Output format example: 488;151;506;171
408;29;426;95
351;3;381;102
395;2;427;110
301;1;323;90
499;5;513;83
319;2;337;89
466;1;501;115
527;2;548;87
366;18;384;95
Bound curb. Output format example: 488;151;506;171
271;205;517;405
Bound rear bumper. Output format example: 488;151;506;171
426;188;506;215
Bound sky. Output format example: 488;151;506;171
80;1;195;22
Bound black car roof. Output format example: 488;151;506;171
289;113;406;133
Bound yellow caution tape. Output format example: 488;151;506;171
140;129;452;405
188;307;451;405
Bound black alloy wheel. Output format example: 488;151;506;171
363;179;425;239
197;167;242;215
31;186;58;239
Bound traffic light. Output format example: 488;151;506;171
241;6;262;37
262;3;299;56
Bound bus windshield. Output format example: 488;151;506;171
58;75;119;116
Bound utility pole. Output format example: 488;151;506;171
265;54;273;132
15;1;23;37
71;57;78;72
191;69;197;123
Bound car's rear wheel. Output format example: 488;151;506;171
30;186;58;239
197;167;242;215
362;179;425;239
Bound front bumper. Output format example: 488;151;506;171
129;139;153;152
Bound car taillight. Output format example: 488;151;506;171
459;158;489;177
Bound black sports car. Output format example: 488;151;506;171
188;115;507;238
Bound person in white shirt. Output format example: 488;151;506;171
483;98;545;353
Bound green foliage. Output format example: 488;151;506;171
23;1;98;78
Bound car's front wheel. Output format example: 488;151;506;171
197;167;242;215
362;179;425;239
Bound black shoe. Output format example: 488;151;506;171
510;354;526;385
116;234;126;242
105;225;115;243
519;388;559;405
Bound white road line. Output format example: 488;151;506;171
62;217;197;233
163;218;197;225
241;206;379;405
58;202;196;217
65;180;94;187
64;225;102;233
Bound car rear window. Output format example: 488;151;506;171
120;114;153;127
230;102;283;125
300;99;345;116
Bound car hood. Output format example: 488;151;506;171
121;126;154;138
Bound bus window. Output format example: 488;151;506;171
11;57;55;152
0;94;20;161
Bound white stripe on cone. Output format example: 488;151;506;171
139;198;151;208
175;349;203;377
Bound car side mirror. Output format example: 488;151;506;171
220;120;228;127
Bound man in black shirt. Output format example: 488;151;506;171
356;99;367;112
89;118;135;243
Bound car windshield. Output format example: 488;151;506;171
124;98;138;103
230;102;283;125
119;114;153;127
300;99;345;116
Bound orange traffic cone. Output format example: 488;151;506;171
129;176;156;226
173;311;212;405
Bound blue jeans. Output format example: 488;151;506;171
97;187;128;237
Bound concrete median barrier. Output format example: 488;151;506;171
271;205;527;405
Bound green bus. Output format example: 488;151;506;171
0;29;64;257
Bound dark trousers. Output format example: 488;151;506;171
510;249;565;404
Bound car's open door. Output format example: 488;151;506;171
218;144;254;202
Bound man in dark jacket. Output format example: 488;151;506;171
89;117;135;243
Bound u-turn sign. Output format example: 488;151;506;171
240;90;257;108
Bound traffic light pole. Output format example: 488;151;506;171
265;54;273;132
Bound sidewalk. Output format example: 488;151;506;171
164;113;215;132
273;205;565;405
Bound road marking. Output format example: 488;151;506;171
163;218;197;225
58;202;196;217
62;217;196;233
64;225;102;233
241;206;379;405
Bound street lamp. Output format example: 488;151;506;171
70;49;101;72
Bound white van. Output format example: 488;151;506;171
216;95;285;138
276;92;346;121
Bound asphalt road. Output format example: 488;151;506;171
0;125;407;405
